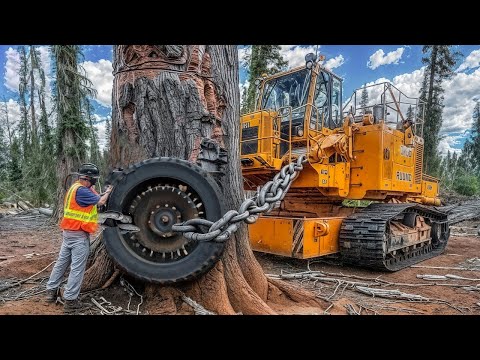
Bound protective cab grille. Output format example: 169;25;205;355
241;126;259;155
415;141;423;184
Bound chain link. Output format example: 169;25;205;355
172;155;307;243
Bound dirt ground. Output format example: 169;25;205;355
1;210;479;315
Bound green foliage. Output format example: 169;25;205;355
342;199;373;207
0;119;7;181
7;137;22;185
14;47;58;206
460;101;480;176
242;46;288;114
453;174;480;196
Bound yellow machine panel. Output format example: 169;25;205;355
249;216;342;259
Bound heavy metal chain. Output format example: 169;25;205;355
172;155;307;242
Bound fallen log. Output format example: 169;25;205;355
17;201;30;211
0;255;16;261
438;199;480;224
38;208;53;216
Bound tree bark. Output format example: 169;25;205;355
54;130;76;220
85;45;326;314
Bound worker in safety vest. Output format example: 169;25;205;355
45;163;113;313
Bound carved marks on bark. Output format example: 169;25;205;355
121;45;186;70
113;45;225;165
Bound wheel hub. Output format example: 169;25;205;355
129;185;200;254
149;206;180;237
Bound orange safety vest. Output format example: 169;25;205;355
60;181;99;234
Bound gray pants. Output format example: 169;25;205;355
47;230;90;300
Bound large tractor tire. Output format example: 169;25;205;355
103;157;225;284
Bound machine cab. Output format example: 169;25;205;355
259;63;343;133
240;56;343;175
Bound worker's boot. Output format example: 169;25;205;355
64;299;90;314
45;288;59;303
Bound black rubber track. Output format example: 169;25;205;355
103;157;225;284
339;203;449;271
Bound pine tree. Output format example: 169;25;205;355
8;137;22;185
438;150;448;184
104;116;111;152
0;100;13;150
0;100;14;183
85;99;101;166
419;45;461;176
0;115;7;181
240;84;249;115
244;45;287;113
51;45;96;218
359;83;369;112
18;46;29;159
35;47;53;155
406;105;414;121
459;101;480;175
28;45;42;145
451;151;459;183
469;101;480;174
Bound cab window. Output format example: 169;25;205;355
312;71;329;129
330;77;341;129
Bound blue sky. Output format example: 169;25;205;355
1;45;480;154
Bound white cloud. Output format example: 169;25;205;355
456;48;480;72
279;45;317;68
3;46;53;120
95;119;107;151
4;47;20;92
81;59;113;107
324;55;345;70
238;46;251;68
438;135;462;155
391;68;425;95
0;99;21;134
441;68;480;134
367;47;405;70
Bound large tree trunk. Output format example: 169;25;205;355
85;45;326;314
54;130;78;220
